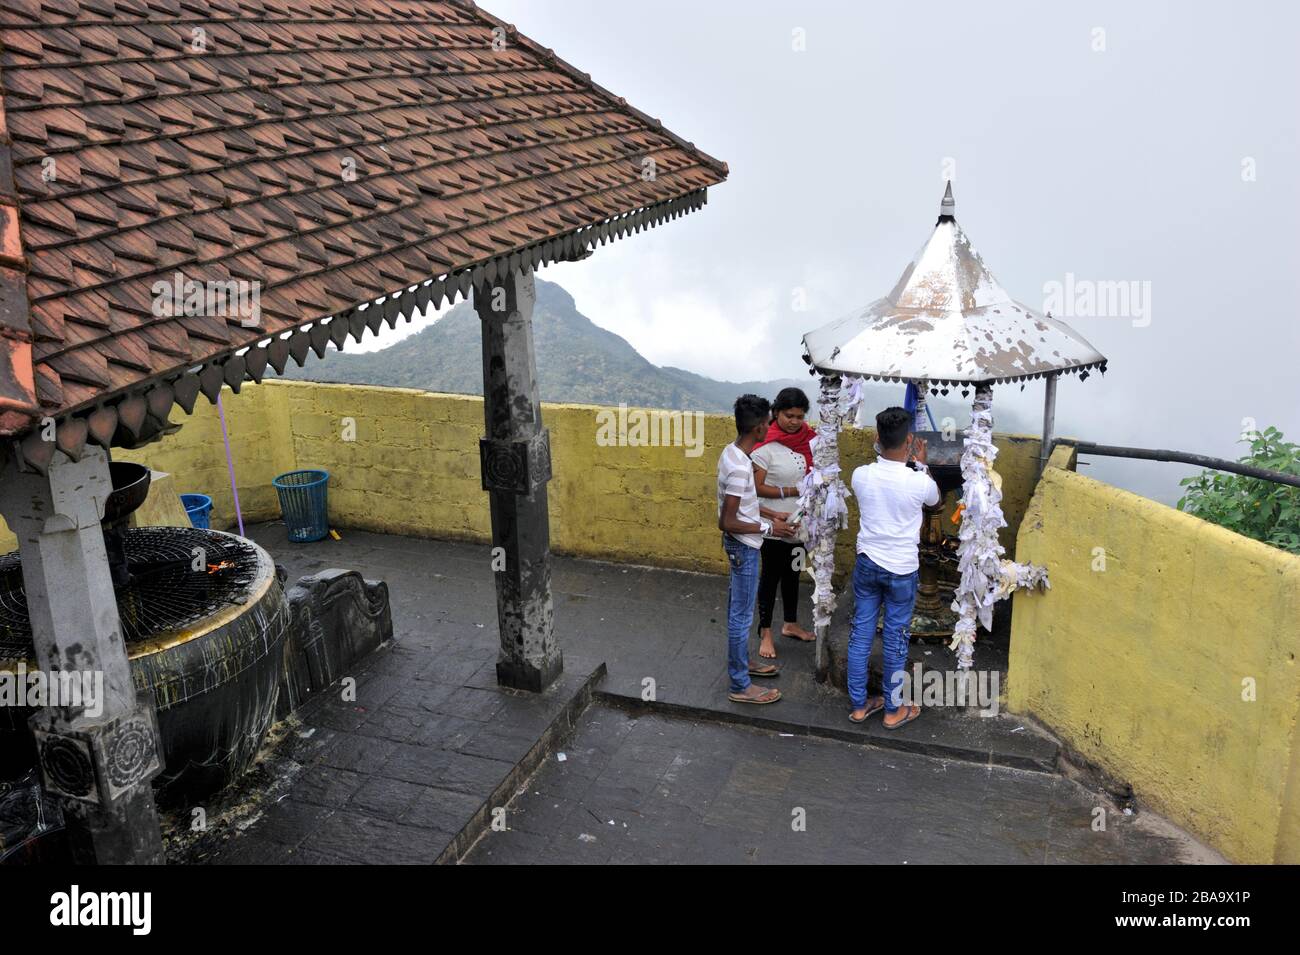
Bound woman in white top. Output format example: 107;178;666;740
751;387;816;660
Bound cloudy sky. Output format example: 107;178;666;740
388;0;1300;501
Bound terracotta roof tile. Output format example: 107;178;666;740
0;0;726;441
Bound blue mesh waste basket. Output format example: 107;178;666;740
273;469;330;543
181;494;212;529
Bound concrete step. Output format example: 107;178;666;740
594;670;1060;774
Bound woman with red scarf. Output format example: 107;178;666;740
751;387;816;659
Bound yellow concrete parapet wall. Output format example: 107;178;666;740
255;380;1041;574
1007;445;1300;863
0;385;295;553
0;380;1043;576
123;383;297;531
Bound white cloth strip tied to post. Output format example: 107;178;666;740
795;373;864;634
912;379;929;431
950;385;1050;669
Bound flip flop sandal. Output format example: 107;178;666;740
729;688;782;704
848;699;885;723
883;706;921;730
748;664;780;678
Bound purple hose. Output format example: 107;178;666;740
217;392;245;537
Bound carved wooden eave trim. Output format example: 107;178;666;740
8;186;709;474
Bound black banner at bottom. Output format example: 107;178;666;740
0;863;1283;942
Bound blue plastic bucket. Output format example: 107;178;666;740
272;469;330;543
181;493;213;529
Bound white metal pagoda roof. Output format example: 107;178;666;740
802;184;1106;385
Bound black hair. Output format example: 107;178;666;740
772;387;810;414
876;406;912;450
734;394;771;435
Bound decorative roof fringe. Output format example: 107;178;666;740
12;188;710;459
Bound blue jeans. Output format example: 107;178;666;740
723;534;761;693
847;553;918;712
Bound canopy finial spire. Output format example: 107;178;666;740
939;180;956;221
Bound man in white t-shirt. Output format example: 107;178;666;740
717;394;795;705
846;406;940;728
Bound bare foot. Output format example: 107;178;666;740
758;629;777;659
781;623;815;642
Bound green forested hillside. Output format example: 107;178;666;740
277;279;806;412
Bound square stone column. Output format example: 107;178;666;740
0;444;164;864
473;267;562;692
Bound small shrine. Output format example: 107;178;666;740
797;184;1107;671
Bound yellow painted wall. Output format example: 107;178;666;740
6;377;1293;861
1008;445;1300;864
0;380;1043;577
264;380;1042;573
0;385;294;553
120;384;296;532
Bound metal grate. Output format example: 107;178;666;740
0;527;262;660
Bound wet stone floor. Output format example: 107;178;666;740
464;705;1206;865
184;525;1220;865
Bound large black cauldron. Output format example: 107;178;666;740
0;526;289;806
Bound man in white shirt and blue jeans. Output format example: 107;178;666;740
847;407;940;728
717;395;795;704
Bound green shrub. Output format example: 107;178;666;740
1177;427;1300;554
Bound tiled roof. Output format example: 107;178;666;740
0;0;726;459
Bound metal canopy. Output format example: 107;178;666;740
802;184;1106;385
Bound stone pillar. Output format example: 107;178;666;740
473;267;562;692
0;444;164;864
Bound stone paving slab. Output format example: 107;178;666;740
251;523;1058;772
465;706;1218;865
178;638;605;864
189;524;1219;865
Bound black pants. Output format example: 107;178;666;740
757;538;804;629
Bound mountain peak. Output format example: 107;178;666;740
534;277;576;312
278;280;801;412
